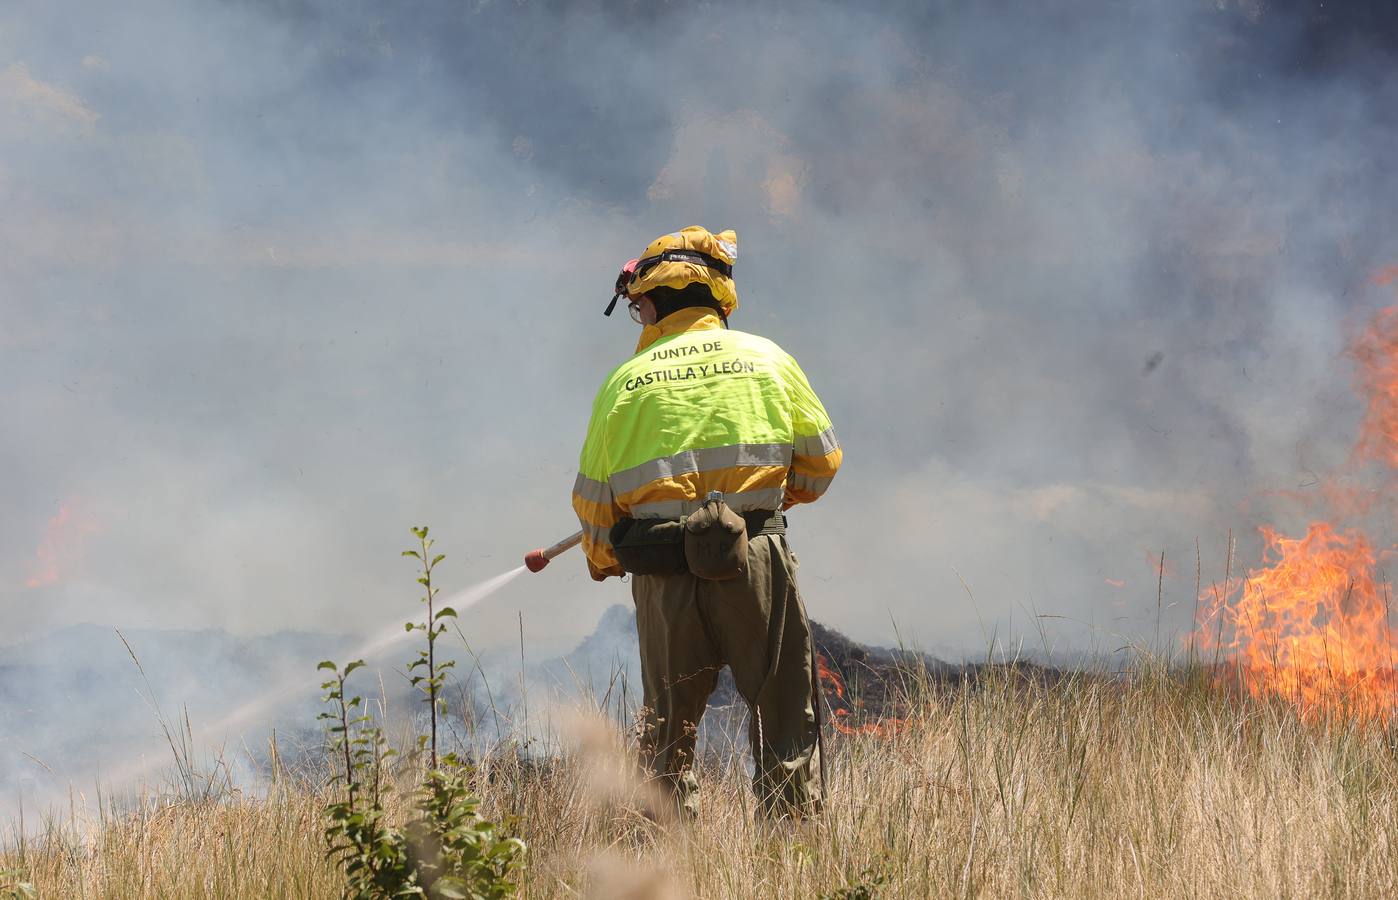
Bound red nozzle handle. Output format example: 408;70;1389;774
524;530;583;574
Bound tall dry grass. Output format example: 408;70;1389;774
6;663;1398;899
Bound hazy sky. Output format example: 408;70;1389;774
4;0;1398;661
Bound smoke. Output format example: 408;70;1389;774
3;0;1398;802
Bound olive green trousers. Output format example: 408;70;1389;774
631;533;821;818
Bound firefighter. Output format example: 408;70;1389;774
572;226;841;818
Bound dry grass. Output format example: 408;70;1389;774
6;664;1398;899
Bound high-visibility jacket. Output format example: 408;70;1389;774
573;307;841;578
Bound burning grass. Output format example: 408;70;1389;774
1187;291;1398;723
6;662;1398;899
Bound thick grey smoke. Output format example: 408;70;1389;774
4;0;1398;805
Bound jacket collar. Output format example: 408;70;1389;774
634;307;724;354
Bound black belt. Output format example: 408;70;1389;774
742;509;786;536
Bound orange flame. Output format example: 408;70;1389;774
815;653;910;737
816;653;845;700
1193;285;1398;721
24;503;98;589
1194;523;1396;719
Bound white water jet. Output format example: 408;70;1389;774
92;564;531;794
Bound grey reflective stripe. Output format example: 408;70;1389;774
610;443;793;496
787;473;833;496
573;472;613;505
628;487;786;520
794;427;839;459
625;500;688;519
579;521;613;547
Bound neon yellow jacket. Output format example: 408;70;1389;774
573;308;841;577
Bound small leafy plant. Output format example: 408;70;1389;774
320;660;416;897
318;526;524;900
406;754;524;899
403;525;454;770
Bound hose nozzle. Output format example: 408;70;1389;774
524;530;583;574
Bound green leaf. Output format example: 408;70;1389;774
431;554;446;567
402;549;422;559
437;607;457;619
317;660;337;671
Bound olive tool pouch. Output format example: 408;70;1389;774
609;516;689;576
683;491;749;581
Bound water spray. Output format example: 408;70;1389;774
38;533;580;801
81;563;535;796
523;530;582;573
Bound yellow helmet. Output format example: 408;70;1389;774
606;226;738;318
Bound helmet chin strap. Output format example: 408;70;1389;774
603;293;622;317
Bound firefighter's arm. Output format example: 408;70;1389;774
780;353;842;508
572;474;625;580
573;386;626;580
